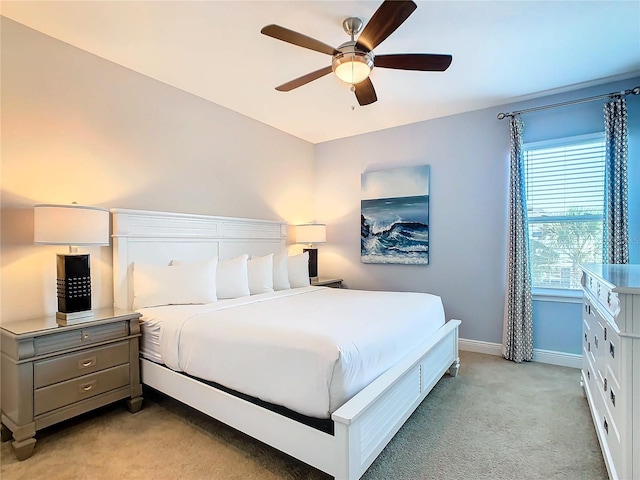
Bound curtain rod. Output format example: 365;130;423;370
497;86;640;120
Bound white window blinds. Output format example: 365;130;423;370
524;133;605;290
525;134;605;219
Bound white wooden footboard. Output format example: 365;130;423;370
331;319;460;479
141;319;460;480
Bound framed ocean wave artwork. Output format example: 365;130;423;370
361;165;430;265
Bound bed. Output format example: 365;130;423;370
112;208;461;480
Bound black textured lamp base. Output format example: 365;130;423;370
56;253;92;323
304;248;318;278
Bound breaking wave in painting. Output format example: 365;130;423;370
361;195;429;264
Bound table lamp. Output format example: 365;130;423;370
34;203;110;324
295;223;326;280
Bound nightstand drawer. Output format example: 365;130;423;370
34;364;130;416
34;321;129;356
34;341;130;388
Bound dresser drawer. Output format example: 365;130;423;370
603;365;624;432
583;305;599;368
583;297;596;329
34;341;130;388
600;394;623;478
34;321;129;356
594;319;608;375
582;318;594;368
582;344;597;400
588;301;619;381
604;326;621;386
582;317;590;349
34;364;130;416
585;273;620;319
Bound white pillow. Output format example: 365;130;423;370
248;254;274;295
132;257;217;310
216;254;250;299
288;252;310;288
273;250;290;291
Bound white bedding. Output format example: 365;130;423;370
138;286;445;419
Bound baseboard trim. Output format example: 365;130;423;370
532;349;582;369
459;338;503;356
459;338;581;369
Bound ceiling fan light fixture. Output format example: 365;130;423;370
334;56;371;84
332;42;374;85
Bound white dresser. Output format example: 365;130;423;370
581;264;640;480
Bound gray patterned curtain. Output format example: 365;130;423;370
603;97;629;264
502;115;534;363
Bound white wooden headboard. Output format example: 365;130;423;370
111;209;287;311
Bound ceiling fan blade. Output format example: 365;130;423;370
275;66;333;92
356;0;417;52
354;78;377;106
375;53;453;71
261;24;338;56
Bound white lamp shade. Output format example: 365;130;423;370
34;204;110;246
296;224;326;244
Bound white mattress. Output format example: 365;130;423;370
138;286;445;419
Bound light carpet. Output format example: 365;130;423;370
0;351;608;480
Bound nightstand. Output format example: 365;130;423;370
311;277;344;288
0;308;143;460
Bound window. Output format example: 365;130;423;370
524;133;605;290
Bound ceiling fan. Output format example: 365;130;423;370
260;0;452;106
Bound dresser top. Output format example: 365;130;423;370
0;308;139;337
581;264;640;294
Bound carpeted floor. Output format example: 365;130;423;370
0;351;608;480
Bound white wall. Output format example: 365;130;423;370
0;18;315;323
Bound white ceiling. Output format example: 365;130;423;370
2;1;639;144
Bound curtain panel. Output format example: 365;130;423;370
502;116;534;363
603;97;629;264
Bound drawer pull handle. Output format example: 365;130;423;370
587;369;590;380
610;342;615;358
594;336;598;348
79;357;96;369
79;380;97;393
604;327;607;341
603;378;607;392
610;389;616;407
81;331;90;341
588;341;591;353
603;418;608;435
